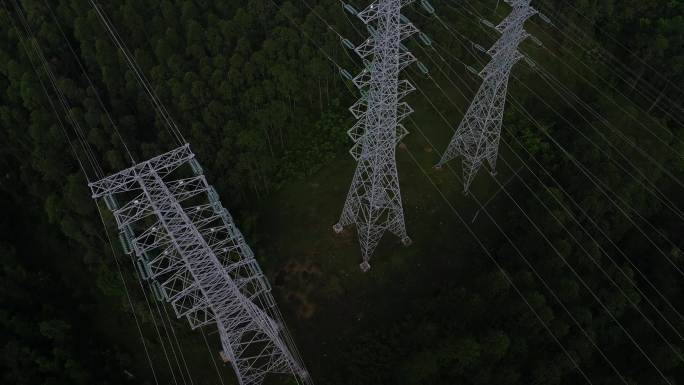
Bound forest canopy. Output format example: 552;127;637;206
1;0;683;384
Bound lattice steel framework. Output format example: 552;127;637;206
89;145;311;385
436;0;541;192
334;0;419;272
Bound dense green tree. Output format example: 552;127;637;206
1;0;683;384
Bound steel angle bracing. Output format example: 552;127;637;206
478;64;495;80
478;52;517;80
89;168;139;197
349;141;363;160
397;50;417;71
133;223;173;254
212;239;240;263
192;211;223;231
171;284;210;317
161;269;196;301
219;246;246;266
228;260;272;301
185;203;215;222
213;235;248;262
185;306;216;329
227;258;266;284
495;17;514;33
487;30;530;57
513;50;525;64
169;175;210;201
356;1;380;23
200;225;230;249
145;147;195;176
149;247;185;278
112;193;153;227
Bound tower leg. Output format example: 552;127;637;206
461;158;480;194
335;167;362;235
487;154;498;176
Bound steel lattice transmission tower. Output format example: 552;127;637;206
436;0;546;192
334;0;420;272
90;145;312;385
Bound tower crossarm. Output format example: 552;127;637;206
352;68;373;89
89;144;194;198
355;38;375;59
350;97;369;119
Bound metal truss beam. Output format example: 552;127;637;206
90;145;312;385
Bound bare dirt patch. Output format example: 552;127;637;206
277;259;322;319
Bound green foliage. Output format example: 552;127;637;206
0;240;128;385
1;0;683;385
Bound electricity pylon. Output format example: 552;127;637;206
334;0;420;272
89;145;312;385
436;0;546;193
